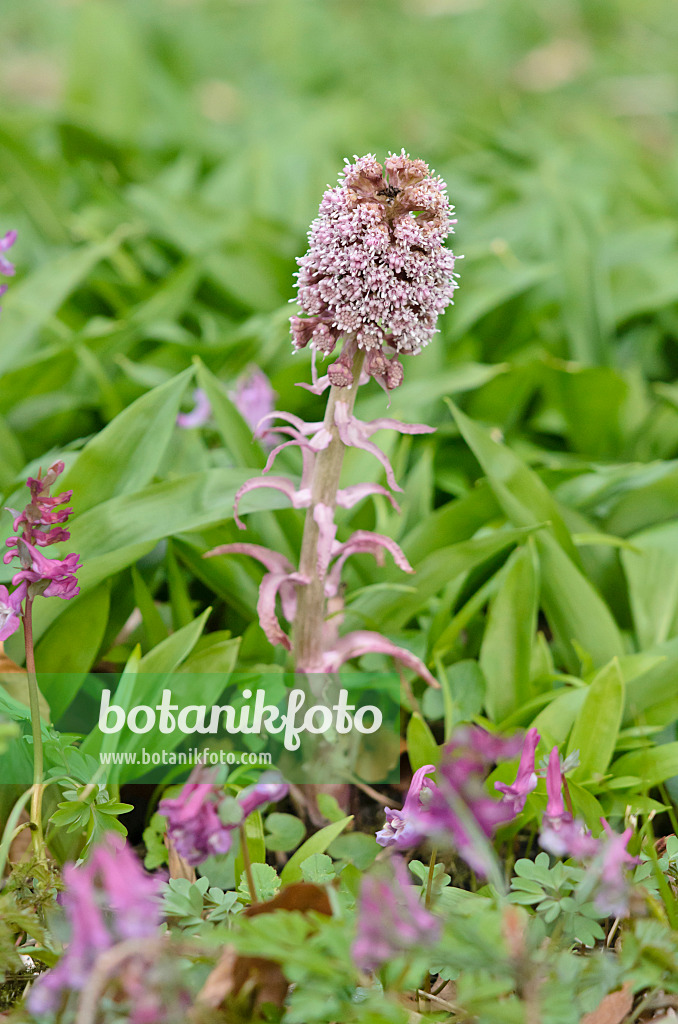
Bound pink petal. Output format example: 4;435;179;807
320;630;439;688
233;476;312;529
254;411;324;437
257;572;308;650
325;530;414;597
177;388;212;429
203;542;294;576
334;404;403;492
336;482;400;512
362;417;436;438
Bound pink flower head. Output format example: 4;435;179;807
10;542;81;599
494;728;541;816
352;855;440;972
176;388;211;429
237;774;289;819
376;764;437;850
0;230;17;278
228;367;277;435
292;152;458;385
27;836;161;1015
159;780;234;866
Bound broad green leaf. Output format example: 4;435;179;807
567;659;625;783
406;713;439;772
35;581;112;719
535;532;624;672
447;400;579;563
531;688;585;748
59;367;194;514
611;743;678;789
132;567;169;651
480;540;539;722
137;608;211;674
622;521;678;648
280;816;353;885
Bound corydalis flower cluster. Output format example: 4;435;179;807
377;728;540;877
1;462;80;641
28;837;162;1016
291;151;458;391
0;230;16;312
4;461;80;597
159;771;289;866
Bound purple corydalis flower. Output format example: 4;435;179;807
229;367;277;436
159;780;234;866
539;747;599;859
593;819;638;917
376;764;437;850
159;769;289;867
177;388;211;429
352;855;440;972
4;461;80;604
0;583;24;642
408;727;524;876
237;774;289;819
292;152;458;389
0;230;16;295
28;836;161;1016
494;727;540;816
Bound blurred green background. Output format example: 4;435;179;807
2;0;678;464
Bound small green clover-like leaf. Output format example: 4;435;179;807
300;853;336;886
327;833;378;870
408;859;451;894
315;793;346;823
237;863;280;904
142;812;168;870
264;812;306;852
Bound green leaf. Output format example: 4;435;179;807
59;366;195;514
35;581;111;718
447;400;579;562
622;521;678;648
137;608;210;673
280;816;353;885
300;853;336;886
535;532;624;672
237;862;281;904
132;566;169;651
567;659;625;783
611;742;678;789
480;540;539;722
264;812;306;853
406;713;439;772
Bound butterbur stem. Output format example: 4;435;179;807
294;347;365;670
23;596;46;859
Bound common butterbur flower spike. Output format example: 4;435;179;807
206;152;455;688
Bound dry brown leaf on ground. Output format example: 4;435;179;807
581;983;633;1024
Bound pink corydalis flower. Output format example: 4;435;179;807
159;769;289;866
376;764;437;850
352;856;440;973
229;367;277;437
27;836;161;1016
0;230;16;311
593;820;638;917
0;583;24;642
176;388;211;429
291;151;458;389
409;727;524;876
4;461;80;602
494;727;540;816
538;747;599;859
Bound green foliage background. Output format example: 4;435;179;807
1;0;678;807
